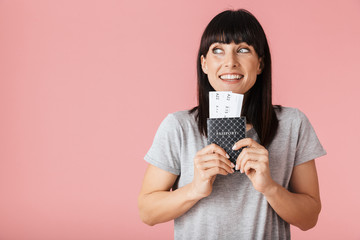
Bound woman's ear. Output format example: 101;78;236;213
201;55;208;74
257;57;264;75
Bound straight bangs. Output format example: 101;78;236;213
200;10;265;58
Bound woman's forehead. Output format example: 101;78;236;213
205;33;255;48
210;41;250;46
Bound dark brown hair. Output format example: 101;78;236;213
189;9;280;147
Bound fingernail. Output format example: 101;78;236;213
226;153;230;158
231;163;235;168
235;164;239;170
240;168;243;173
232;144;236;150
231;169;235;173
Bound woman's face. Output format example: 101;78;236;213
201;42;263;94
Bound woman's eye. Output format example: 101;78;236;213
238;48;250;53
212;48;223;54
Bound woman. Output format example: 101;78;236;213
138;9;326;239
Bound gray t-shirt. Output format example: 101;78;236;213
144;107;326;240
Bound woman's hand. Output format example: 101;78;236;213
233;138;275;194
190;144;235;199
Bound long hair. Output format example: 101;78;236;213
189;9;280;147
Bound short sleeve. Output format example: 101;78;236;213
144;114;181;175
294;109;327;166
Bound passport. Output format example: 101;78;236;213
207;117;246;171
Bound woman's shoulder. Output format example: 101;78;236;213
274;106;306;121
166;109;196;124
160;109;197;130
274;106;308;124
170;109;195;119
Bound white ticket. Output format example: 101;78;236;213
209;91;244;118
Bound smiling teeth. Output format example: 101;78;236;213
220;74;243;80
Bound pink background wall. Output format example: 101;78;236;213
0;0;359;239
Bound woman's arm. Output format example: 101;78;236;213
263;160;321;230
138;164;199;226
138;144;234;226
234;138;321;230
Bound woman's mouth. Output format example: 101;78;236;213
219;74;244;83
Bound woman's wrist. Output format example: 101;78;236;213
186;182;205;202
262;180;280;198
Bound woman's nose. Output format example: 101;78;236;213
224;53;239;68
